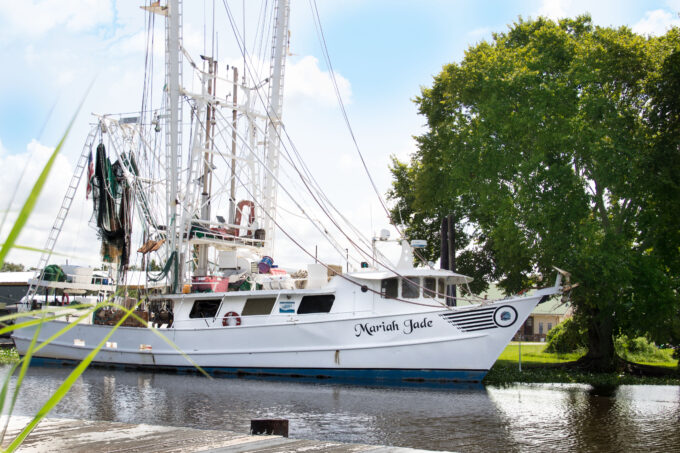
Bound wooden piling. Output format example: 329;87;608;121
250;418;289;437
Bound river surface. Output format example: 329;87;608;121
2;365;680;452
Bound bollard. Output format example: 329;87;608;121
250;419;289;437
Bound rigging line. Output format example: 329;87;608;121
220;1;458;299
187;96;342;255
253;0;269;77
308;1;391;224
242;0;246;74
226;152;451;309
220;24;376;257
220;1;404;277
195;105;352;261
309;0;434;269
212;106;453;300
220;1;376;259
278;124;379;255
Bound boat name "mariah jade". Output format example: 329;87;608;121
354;318;433;337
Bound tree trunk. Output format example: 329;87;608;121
440;216;449;271
447;213;457;305
581;309;617;372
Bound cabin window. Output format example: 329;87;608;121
402;277;420;298
381;278;398;299
297;295;335;314
242;297;277;316
189;299;221;318
423;278;437;298
438;278;447;298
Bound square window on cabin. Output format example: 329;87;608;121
424;277;437;298
402;277;420;299
438;278;447;298
189;299;222;318
381;278;398;299
548;322;553;332
297;295;335;314
539;322;544;334
242;297;277;316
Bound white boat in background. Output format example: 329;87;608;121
13;0;563;385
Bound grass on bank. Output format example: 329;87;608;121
0;348;19;365
485;342;680;386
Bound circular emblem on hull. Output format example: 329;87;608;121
493;306;518;328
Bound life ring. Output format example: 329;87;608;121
234;200;256;236
61;292;70;306
222;311;242;327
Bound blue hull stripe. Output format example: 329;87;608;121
27;356;487;386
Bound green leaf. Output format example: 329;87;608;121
3;301;141;452
0;83;91;267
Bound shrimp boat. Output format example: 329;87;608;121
13;0;563;384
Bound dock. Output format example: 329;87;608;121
1;416;447;452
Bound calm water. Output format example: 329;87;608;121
3;365;680;452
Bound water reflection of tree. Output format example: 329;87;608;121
566;385;680;451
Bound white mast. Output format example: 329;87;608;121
261;0;290;257
166;0;183;292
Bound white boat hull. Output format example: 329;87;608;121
13;294;546;384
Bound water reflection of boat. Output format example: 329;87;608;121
13;0;562;385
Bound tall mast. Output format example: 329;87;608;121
229;66;238;225
262;0;290;256
196;57;215;277
166;0;183;292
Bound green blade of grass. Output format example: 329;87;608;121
115;305;211;379
0;303;97;328
0;303;103;426
0;306;99;434
0;320;43;445
0;86;90;266
0;313;77;337
0;244;73;257
3;301;209;378
4;301;141;452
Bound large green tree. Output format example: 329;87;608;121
389;16;680;371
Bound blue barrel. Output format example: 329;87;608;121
258;256;274;273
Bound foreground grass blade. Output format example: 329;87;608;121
4;301;141;452
0;89;89;266
0;305;98;442
120;308;211;379
0;320;43;445
0;243;72;257
0;303;95;329
0;302;103;428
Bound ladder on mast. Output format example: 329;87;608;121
24;128;98;304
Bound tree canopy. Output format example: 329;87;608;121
389;16;680;370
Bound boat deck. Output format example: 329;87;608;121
1;416;450;452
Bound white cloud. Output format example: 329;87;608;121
666;0;680;12
537;0;573;20
285;56;352;106
0;140;101;266
0;0;114;38
632;9;680;36
467;27;492;41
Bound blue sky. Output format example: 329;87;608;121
1;0;678;268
